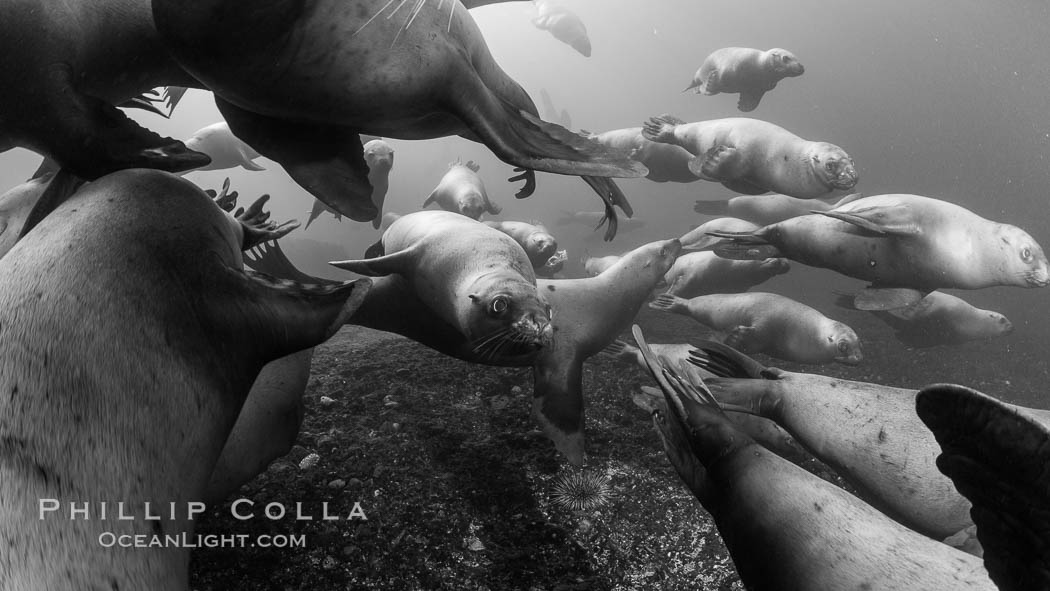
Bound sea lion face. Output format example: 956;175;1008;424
986;313;1014;336
810;144;859;191
828;322;863;365
467;276;554;360
364;140;394;172
637;238;683;279
767;49;804;77
525;231;559;262
459;192;487;220
995;226;1050;287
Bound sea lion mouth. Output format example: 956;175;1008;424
829;169;859;190
1025;272;1050;287
834;354;863;366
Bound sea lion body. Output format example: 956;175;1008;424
152;0;645;223
685;47;804;112
332;211;552;360
0;0;206;176
532;0;592;57
587;127;697;183
637;336;995;591
694;192;863;226
182;121;264;172
642;116;858;198
363;139;396;228
0;169;367;588
583;254;621;277
653;292;862;365
663;251;789;298
842;290;1014;348
694;351;1050;540
424;161;501;220
484;220;558;269
711;194;1050;308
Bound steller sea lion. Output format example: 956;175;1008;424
424;161;502;220
694;192;864;225
632;327;997;591
0;169;370;589
837;290;1014;348
662;250;789;299
151;0;645;227
709;193;1050;310
532;0;592;57
306;138;396;230
651;292;862;365
687;340;1050;542
483;220;559;269
684;47;804;112
179;121;265;173
642;115;858;198
582;253;622;277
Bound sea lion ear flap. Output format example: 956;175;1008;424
206;268;371;364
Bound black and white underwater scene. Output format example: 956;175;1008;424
3;0;1050;589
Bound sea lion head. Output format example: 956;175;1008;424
826;322;863;365
983;312;1014;337
466;274;554;361
766;49;805;77
363;140;394;172
991;224;1050;287
524;230;559;265
624;238;682;282
458;191;487;220
810;143;858;191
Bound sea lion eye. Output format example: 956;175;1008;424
837;341;849;353
1021;247;1033;262
490;296;509;315
825;162;836;172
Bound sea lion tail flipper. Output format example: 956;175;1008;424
329;244;419;277
686;340;773;380
531;354;586;466
815;205;921;236
916;384;1050;591
244;240;334;285
693;200;730;216
215;98;377;223
854;287;927;311
236;194;301;250
641;114;683;144
212;269;371;361
736;91;764;113
648;293;687;313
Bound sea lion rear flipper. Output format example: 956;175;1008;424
687;340;773;380
579;176;631;241
236;194;300;250
690;145;742;182
209;268;371;362
854;287;927;311
215;98;377;223
916;384;1050;591
736;91;765;113
329;244;419;277
244;240;334;285
815;205;923;236
532;353;587;466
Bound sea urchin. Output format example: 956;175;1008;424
550;470;614;512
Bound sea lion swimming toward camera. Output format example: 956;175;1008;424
687;340;1050;542
632;327;999;591
642;115;858;198
425;161;502;220
306;139;396;230
0;169;370;589
684;47;805;112
532;0;592;57
709;193;1050;310
151;0;645;227
651;292;862;366
483;220;559;269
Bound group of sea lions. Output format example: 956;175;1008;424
0;0;1048;588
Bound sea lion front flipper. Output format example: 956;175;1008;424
329;244;420;277
722;326;759;352
736;91;765;112
690;145;743;181
854;287;927;311
815;205;923;236
209;268;370;362
532;352;587;466
17;168;87;240
916;384;1050;591
215;97;377;223
245;240;333;285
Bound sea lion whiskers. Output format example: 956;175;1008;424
353;0;401;36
